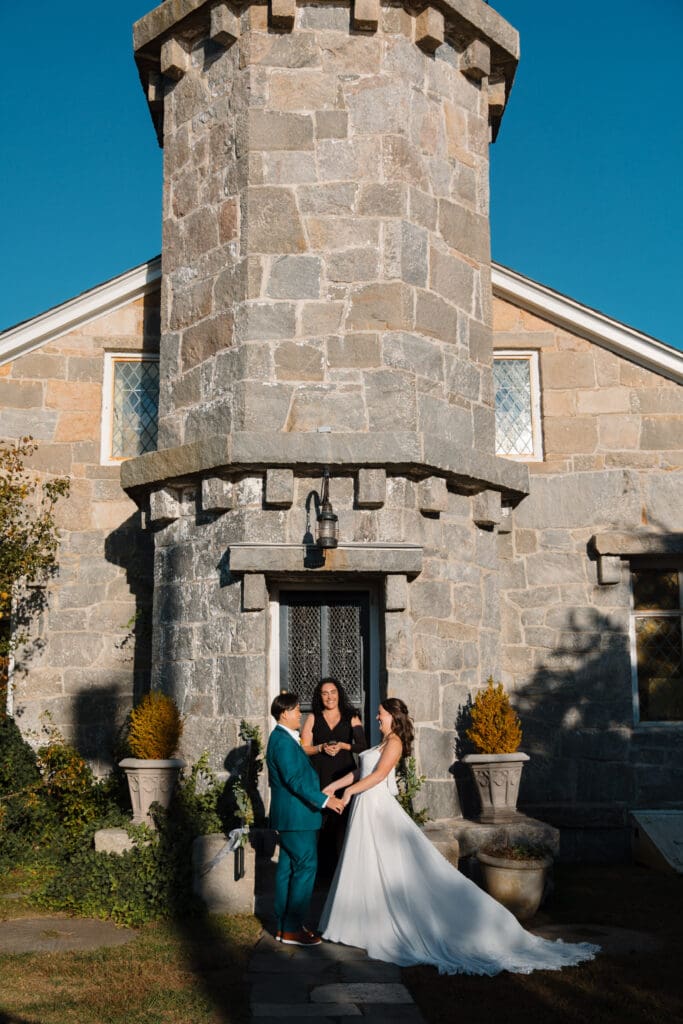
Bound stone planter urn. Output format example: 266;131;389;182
462;752;530;823
119;757;185;826
476;847;553;921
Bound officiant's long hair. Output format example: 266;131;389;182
381;698;414;757
311;677;359;720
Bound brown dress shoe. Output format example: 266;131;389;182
280;930;322;946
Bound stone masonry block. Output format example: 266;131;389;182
461;39;491;82
385;574;408;612
160;37;189;81
357;468;386;509
270;0;296;30
149;487;181;525
201;476;234;512
210;3;240;46
488;76;506;118
353;0;380;32
265;468;294;507
418;476;448;515
472;489;502;528
243;573;268;611
598;555;623;586
416;8;445;53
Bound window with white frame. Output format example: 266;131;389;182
493;351;543;461
630;565;683;724
101;353;159;465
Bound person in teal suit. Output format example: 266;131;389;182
266;691;344;946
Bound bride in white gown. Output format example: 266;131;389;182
319;698;599;976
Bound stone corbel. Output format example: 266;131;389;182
210;2;240;46
201;475;234;513
472;489;502;530
160;37;190;81
597;555;623;586
146;72;163;114
242;573;267;611
352;0;380;33
270;0;296;31
148;486;181;525
418;476;448;515
265;468;294;508
357;469;386;509
385;574;408;612
416;8;445;54
461;38;490;82
487;75;507;120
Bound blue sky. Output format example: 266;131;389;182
1;0;681;350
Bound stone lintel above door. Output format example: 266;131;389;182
229;542;422;577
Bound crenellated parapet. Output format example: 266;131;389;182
134;0;518;145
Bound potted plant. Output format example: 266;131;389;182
119;691;185;827
476;841;553;920
461;676;529;823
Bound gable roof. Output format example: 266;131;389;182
1;256;681;385
0;258;161;367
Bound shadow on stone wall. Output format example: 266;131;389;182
105;512;154;707
452;607;669;862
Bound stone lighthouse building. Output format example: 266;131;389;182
121;0;526;819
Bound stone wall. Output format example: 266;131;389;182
155;2;503;457
0;295;158;771
493;296;683;860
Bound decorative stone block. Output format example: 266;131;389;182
416;8;444;53
385;574;408;612
270;0;296;30
265;468;294;507
160;37;189;81
149;486;181;525
210;2;240;46
357;469;386;509
498;504;512;535
146;72;163;110
472;489;502;529
418;476;448;514
94;828;136;855
461;38;491;82
243;573;268;611
192;833;255;914
201;476;234;513
598;555;623;586
488;75;507;119
352;0;380;32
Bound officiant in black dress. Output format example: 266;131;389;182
300;677;367;882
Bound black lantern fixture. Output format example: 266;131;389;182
316;468;338;549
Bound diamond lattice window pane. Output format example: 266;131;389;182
112;360;159;458
493;358;534;456
287;603;322;707
636;615;683;721
327;603;363;709
633;569;679;611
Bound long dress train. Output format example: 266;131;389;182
319;746;599;976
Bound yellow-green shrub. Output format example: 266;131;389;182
128;692;183;759
466;677;522;754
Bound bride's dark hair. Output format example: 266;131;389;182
381;698;414;757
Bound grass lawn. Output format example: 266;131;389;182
0;865;261;1024
403;863;683;1024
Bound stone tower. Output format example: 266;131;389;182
123;0;528;817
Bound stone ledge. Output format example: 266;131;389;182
120;431;530;504
592;531;683;556
229;542;423;575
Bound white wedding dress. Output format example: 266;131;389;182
319;746;599;975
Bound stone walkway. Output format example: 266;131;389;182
248;930;426;1022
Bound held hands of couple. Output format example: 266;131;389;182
326;794;345;814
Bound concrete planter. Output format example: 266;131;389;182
462;752;530;823
476;848;553;920
119;757;185;826
192;833;255;914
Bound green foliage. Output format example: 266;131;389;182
0;714;56;863
396;755;430;827
480;842;553;862
232;719;264;834
466;676;523;754
127;691;183;759
0;436;70;658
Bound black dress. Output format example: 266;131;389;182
310;714;367;881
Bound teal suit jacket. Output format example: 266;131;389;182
266;725;326;831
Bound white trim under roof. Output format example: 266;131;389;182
1;256;681;386
492;263;683;385
0;258;162;367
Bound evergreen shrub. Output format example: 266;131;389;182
466;676;522;754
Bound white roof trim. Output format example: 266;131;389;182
492;262;683;385
1;256;681;385
0;258;162;367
